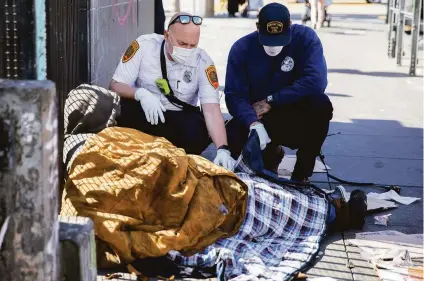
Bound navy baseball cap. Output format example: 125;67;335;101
257;3;292;46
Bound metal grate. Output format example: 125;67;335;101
46;0;90;101
387;0;423;76
45;0;90;196
0;0;36;79
4;1;18;78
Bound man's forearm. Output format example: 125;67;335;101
202;103;228;148
225;95;258;129
109;80;137;99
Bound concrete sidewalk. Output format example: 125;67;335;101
98;3;423;280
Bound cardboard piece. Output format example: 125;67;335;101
377;267;423;281
347;231;423;259
347;231;423;281
278;155;330;177
368;190;421;205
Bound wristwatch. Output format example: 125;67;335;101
217;145;229;151
266;95;273;104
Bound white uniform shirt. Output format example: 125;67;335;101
112;33;220;111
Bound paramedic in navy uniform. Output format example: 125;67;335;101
225;2;333;182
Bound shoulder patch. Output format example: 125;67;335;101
205;65;219;89
122;40;140;63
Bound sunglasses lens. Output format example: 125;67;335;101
179;15;190;24
192;16;202;25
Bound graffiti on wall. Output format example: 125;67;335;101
112;0;136;26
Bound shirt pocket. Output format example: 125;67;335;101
173;68;199;103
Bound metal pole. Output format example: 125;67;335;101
388;0;393;40
0;79;59;281
205;0;214;17
388;0;398;58
34;0;47;79
174;0;180;12
409;0;422;75
386;0;390;23
396;0;406;65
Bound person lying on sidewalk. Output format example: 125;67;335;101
109;12;236;170
166;132;367;281
225;2;333;182
61;84;367;281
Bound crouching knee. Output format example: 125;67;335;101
182;132;211;155
310;94;333;121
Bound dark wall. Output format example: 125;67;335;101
45;0;153;190
46;0;89;104
46;0;154;103
89;0;154;88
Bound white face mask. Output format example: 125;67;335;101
263;45;284;57
168;40;197;64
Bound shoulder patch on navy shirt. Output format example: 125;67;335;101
281;56;294;72
122;40;140;63
205;65;219;89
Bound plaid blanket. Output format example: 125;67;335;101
168;132;329;281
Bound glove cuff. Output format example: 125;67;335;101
250;123;265;130
217;148;231;156
134;88;151;101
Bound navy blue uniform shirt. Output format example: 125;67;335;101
224;24;328;128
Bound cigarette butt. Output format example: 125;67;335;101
409;267;423;279
295;272;308;279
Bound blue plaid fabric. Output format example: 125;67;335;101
168;132;329;281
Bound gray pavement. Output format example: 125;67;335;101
98;2;423;280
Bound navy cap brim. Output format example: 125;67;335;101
259;30;291;46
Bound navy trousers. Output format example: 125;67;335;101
117;99;211;155
226;94;333;181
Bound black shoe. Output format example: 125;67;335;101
328;186;367;232
263;144;285;173
348;189;367;229
328;185;349;232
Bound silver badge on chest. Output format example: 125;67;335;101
281;56;294;72
183;70;192;83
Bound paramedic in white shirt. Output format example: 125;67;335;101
109;12;236;170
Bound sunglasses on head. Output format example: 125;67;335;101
168;15;203;28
